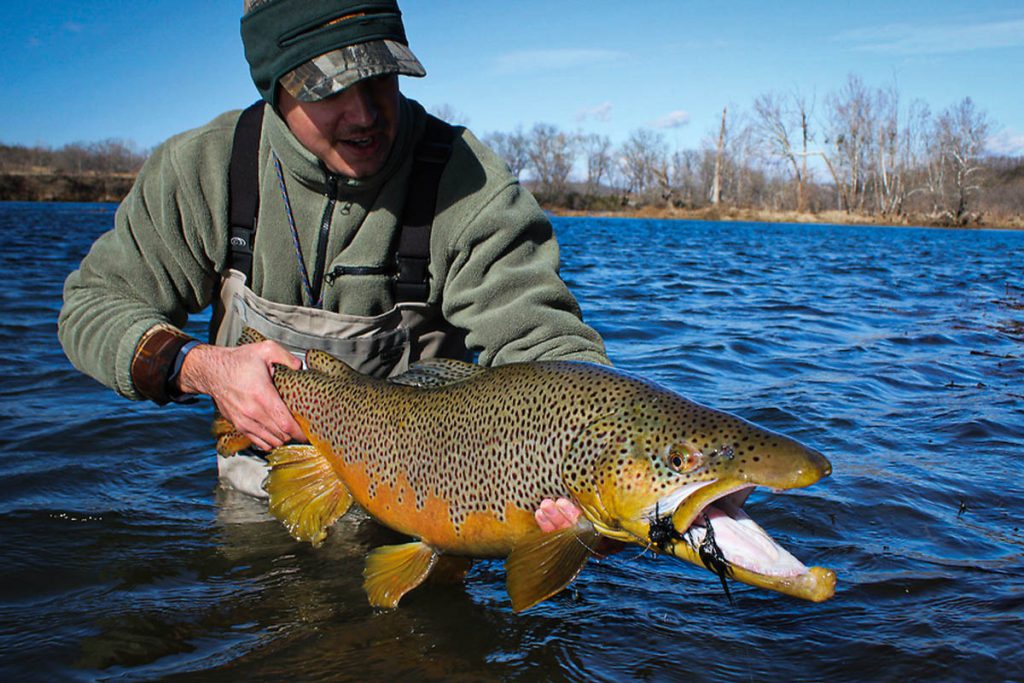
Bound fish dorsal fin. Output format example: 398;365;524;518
237;326;268;345
363;541;439;608
305;349;358;378
264;444;353;547
505;519;601;612
389;358;486;388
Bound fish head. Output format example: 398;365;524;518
563;393;836;602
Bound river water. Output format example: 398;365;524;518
1;201;1021;681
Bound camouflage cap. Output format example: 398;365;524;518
280;38;425;102
242;0;425;105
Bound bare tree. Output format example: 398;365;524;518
929;97;991;224
526;123;577;199
579;133;614;195
617;128;666;200
483;126;530;180
752;91;814;210
670;149;704;207
429;103;470;125
822;75;876;212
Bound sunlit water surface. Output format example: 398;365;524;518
1;202;1022;681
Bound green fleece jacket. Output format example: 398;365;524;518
58;96;608;401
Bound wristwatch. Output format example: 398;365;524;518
166;339;202;403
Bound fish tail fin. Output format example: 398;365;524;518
264;444;353;547
363;542;439;609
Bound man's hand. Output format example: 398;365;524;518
535;497;625;556
177;341;306;451
535;497;581;532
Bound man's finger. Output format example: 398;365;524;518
554;498;581;524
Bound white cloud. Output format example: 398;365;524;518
62;21;84;34
576;101;613;123
838;18;1024;55
651;110;691;129
494;49;625;74
987;128;1024;156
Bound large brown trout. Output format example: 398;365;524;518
217;332;836;611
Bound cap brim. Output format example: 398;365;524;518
280;39;425;103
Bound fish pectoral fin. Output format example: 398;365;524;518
389;358;485;388
505;520;601;612
264;444;353;547
363;542;439;609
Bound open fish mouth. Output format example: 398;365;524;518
679;487;807;577
647;483;837;601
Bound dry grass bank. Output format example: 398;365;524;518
548;205;1024;231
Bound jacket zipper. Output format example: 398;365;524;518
309;175;339;308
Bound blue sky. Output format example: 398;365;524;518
2;0;1022;156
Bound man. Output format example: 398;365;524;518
58;0;605;533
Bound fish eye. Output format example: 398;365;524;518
667;445;702;473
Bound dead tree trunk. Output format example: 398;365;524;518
710;107;727;205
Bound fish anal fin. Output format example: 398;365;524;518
264;444;353;547
389;358;485;388
215;430;252;457
505;519;600;612
363;542;439;609
306;349;357;378
212;412;251;456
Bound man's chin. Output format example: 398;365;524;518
326;145;390;179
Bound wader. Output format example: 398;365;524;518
214;103;466;497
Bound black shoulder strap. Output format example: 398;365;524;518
227;101;266;281
394;114;456;303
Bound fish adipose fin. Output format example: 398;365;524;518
264;444;353;547
363;541;439;608
505;520;601;612
389;358;485;388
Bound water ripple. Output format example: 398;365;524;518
1;206;1022;680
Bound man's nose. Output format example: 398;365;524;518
339;80;378;128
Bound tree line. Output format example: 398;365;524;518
482;75;1022;226
0;139;147;176
0;139;147;202
2;77;1021;226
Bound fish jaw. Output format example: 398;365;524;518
663;493;837;601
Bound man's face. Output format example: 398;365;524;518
278;74;400;178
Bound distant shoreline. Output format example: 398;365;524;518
547;205;1024;231
3;173;1021;231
